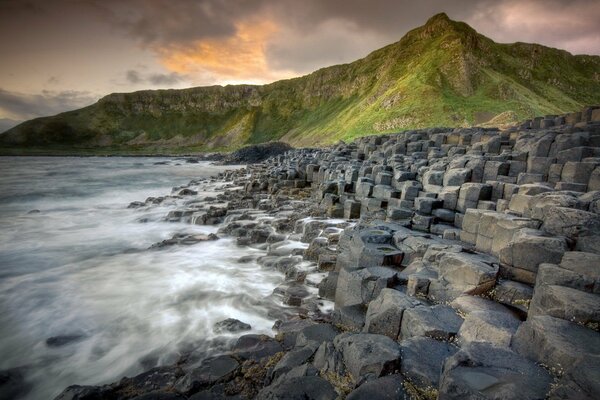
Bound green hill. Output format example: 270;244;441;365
2;13;600;154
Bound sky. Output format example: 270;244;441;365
1;0;599;129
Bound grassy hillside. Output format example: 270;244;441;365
2;13;600;154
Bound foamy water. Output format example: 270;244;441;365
0;157;285;399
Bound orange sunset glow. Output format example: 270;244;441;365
158;19;296;84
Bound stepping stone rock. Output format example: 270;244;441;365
400;336;458;389
400;305;463;341
512;315;600;371
439;343;552;400
457;310;521;347
528;284;600;327
363;288;421;339
333;333;401;382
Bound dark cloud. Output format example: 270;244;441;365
87;0;600;76
126;70;143;84
148;72;184;85
124;70;185;86
0;88;97;120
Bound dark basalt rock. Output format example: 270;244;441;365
221;142;293;165
213;319;252;334
46;334;86;347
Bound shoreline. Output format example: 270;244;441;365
8;105;600;399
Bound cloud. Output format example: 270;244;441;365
91;0;600;84
124;69;187;86
148;72;185;85
126;70;143;84
0;88;98;120
2;0;600;94
157;19;295;84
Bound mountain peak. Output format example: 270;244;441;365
414;12;478;43
426;12;451;24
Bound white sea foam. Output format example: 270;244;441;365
0;157;284;399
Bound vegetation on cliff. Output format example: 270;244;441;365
2;13;600;154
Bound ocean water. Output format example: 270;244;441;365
0;157;284;399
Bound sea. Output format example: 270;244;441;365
0;156;285;399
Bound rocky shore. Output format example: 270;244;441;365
54;106;600;400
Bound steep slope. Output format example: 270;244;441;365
2;13;600;154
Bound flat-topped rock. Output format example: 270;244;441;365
439;343;552;400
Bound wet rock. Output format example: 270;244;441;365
232;335;283;361
175;356;239;396
150;233;218;249
178;188;198;196
53;385;113;400
256;376;336;400
0;368;31;400
213;319;252;334
268;346;316;383
346;374;411;400
114;366;184;398
295;323;339;348
132;392;187;400
46;334;86;347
